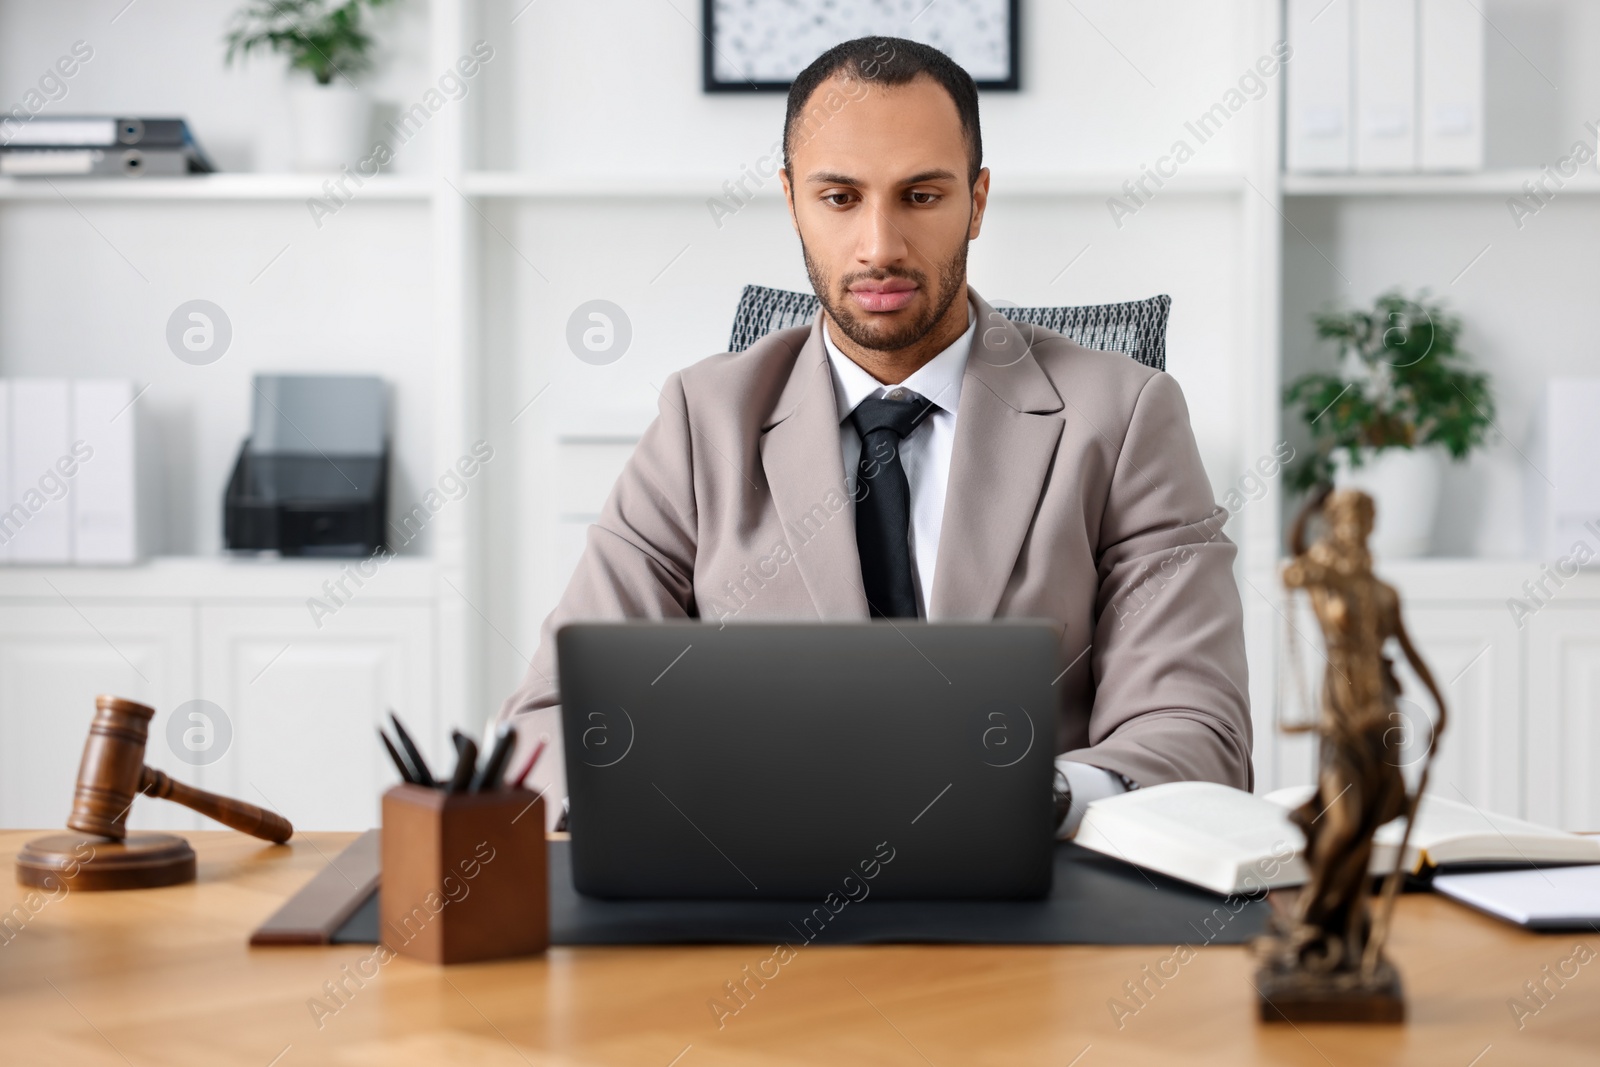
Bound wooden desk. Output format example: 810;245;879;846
2;830;1596;1066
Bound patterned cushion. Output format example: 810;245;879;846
727;285;1170;371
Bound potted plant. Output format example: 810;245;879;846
225;0;396;172
1285;289;1496;558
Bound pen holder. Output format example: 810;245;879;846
379;784;548;965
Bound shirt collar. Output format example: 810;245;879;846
822;292;976;424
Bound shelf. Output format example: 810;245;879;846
460;170;1249;199
0;169;1252;202
0;555;439;602
0;173;434;201
1282;169;1600;197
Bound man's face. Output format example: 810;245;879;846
781;72;988;354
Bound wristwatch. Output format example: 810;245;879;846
1053;764;1074;830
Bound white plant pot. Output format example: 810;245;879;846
287;81;370;172
1333;448;1442;559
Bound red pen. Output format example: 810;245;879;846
509;738;547;790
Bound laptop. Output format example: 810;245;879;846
557;620;1061;900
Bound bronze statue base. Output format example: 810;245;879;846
16;832;196;891
1255;956;1404;1024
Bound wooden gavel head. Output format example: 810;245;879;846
67;694;293;845
68;695;158;840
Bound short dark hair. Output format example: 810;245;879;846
783;36;983;188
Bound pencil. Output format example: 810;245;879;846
509;738;547;789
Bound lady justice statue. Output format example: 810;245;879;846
1255;486;1448;1022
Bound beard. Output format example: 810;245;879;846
801;233;969;354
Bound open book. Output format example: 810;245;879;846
1073;781;1600;896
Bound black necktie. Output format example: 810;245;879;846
849;394;934;618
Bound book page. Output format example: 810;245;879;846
1264;787;1600;867
1093;782;1301;856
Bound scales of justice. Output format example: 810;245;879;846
1255;486;1448;1023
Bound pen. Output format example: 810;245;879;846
509;738;547;790
378;726;415;784
447;731;478;793
471;723;515;793
387;710;436;787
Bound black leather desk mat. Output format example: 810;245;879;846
331;841;1269;946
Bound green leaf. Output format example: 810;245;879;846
223;0;396;83
1285;288;1496;471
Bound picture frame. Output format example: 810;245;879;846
702;0;1020;93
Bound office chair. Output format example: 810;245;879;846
726;284;1171;371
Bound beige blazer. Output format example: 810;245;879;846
496;288;1251;824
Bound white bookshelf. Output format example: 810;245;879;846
1265;0;1600;824
1283;169;1600;196
460;169;1254;199
0;174;434;200
0;0;481;829
0;555;437;601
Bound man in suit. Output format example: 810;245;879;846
496;36;1251;832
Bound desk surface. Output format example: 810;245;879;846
2;830;1597;1066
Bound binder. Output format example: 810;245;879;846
2;116;197;149
0;116;215;174
1286;0;1353;173
72;380;141;565
1419;0;1486;171
1;148;201;178
1354;0;1418;172
7;379;72;563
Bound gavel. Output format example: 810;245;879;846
69;694;293;844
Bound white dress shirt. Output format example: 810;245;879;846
820;292;1128;837
823;302;973;617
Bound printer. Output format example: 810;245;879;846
224;374;389;556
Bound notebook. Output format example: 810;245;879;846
1434;866;1600;930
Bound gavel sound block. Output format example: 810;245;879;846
16;695;294;891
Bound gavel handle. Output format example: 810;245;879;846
139;767;294;844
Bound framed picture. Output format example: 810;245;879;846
703;0;1020;93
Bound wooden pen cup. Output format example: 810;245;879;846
379;784;548;965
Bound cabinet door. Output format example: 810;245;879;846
0;602;196;831
1260;597;1521;816
1527;610;1600;831
1395;605;1521;817
198;603;435;832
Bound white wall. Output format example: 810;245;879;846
485;0;1259;177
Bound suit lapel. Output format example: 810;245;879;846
757;289;1064;622
929;291;1065;620
759;321;870;619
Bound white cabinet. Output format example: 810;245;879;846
197;603;435;832
0;559;438;833
1393;606;1521;817
1527;609;1600;831
0;602;196;832
1254;561;1600;831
